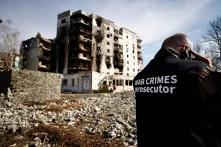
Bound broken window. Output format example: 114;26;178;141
133;68;135;72
114;36;118;41
106;56;111;69
113;80;115;85
126;35;128;39
107;49;110;53
125;80;129;86
127;73;129;76
127;55;129;58
107;26;110;30
107;41;110;45
127;61;129;64
61;19;66;24
127;67;129;71
107;34;110;38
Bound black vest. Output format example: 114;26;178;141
133;49;221;147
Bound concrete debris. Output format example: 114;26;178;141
0;92;137;146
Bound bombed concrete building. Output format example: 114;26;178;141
55;10;143;93
20;33;54;72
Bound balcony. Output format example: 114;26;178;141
79;35;92;44
79;44;91;52
78;28;92;36
119;59;124;67
38;61;50;70
71;18;92;27
137;47;142;53
39;55;50;61
137;43;141;48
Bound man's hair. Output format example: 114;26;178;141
154;33;193;59
161;33;192;49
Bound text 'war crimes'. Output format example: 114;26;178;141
134;75;177;94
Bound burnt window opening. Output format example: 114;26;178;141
96;55;101;72
133;68;135;72
107;49;110;53
133;50;135;53
113;80;115;85
127;73;129;76
127;55;129;58
103;81;107;85
107;41;110;45
129;80;133;86
125;80;129;86
61;19;66;24
62;79;67;86
97;46;101;54
106;56;111;69
96;17;102;27
114;36;118;41
107;34;110;38
127;67;129;71
126;35;128;39
107;27;110;30
83;53;87;57
127;61;129;64
107;64;111;69
72;79;75;87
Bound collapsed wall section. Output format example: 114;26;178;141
11;70;63;103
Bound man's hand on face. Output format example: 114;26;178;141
189;50;212;68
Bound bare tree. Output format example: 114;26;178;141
204;16;221;71
0;19;20;69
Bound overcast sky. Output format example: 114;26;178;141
0;0;221;65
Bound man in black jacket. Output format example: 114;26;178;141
133;33;221;147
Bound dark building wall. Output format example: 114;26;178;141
20;33;54;72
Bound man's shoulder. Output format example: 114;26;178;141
167;58;210;72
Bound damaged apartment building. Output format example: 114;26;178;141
20;33;54;72
56;10;143;93
20;10;143;93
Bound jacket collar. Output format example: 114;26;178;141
154;48;179;59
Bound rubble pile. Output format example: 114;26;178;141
0;92;137;146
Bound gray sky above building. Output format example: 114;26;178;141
0;0;221;65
